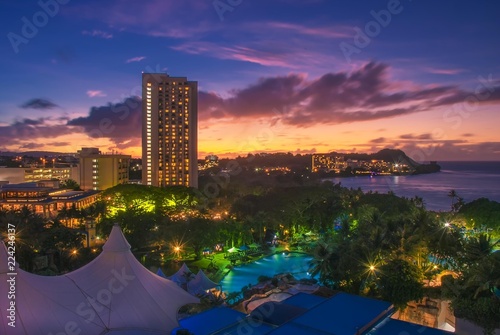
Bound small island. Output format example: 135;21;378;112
312;148;441;176
199;148;441;181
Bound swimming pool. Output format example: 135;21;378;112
220;252;314;294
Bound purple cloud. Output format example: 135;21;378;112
125;56;146;63
20;98;58;110
67;97;142;149
87;90;107;98
0;118;74;148
198;62;500;127
82;30;113;39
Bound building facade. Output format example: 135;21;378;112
0;166;79;184
142;73;198;188
312;154;347;173
78;148;131;191
0;182;100;218
24;166;79;182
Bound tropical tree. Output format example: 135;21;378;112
459;198;500;239
448;190;458;211
462;234;499;265
442;251;500;335
308;241;334;286
60;179;81;191
377;258;424;310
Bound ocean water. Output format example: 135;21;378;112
326;161;500;211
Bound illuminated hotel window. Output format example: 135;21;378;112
147;82;152;87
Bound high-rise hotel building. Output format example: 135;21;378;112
142;73;198;188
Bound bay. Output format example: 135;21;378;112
326;161;500;211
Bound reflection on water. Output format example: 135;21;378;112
220;253;313;294
327;161;500;211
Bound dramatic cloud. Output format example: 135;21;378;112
172;40;337;69
19;142;45;150
82;30;113;39
370;137;387;144
254;21;351;39
400;142;500;161
198;62;500;127
125;56;146;63
20;98;58;110
400;133;433;140
67;97;142;150
87;90;107;98
0;118;75;148
47;141;71;147
424;67;465;75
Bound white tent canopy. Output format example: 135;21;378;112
187;269;220;296
168;263;194;286
0;224;198;335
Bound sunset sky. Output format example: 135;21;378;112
1;0;500;161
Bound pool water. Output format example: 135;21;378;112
220;252;314;294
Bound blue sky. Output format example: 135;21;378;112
1;0;500;160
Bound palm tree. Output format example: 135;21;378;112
467;251;500;299
309;241;333;285
463;234;499;264
448;190;458;211
412;196;425;209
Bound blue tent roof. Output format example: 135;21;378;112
211;319;274;335
250;302;307;326
174;307;246;335
281;292;326;309
366;318;454;335
267;293;393;335
265;323;331;335
174;292;453;335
